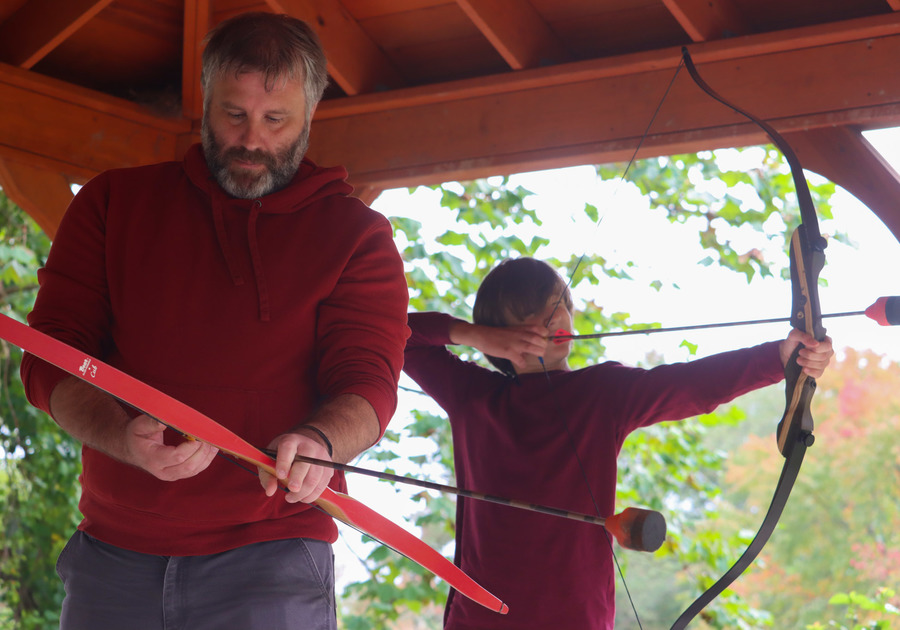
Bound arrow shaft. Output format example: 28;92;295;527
263;450;609;526
554;310;865;342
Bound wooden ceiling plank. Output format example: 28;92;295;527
785;127;900;239
340;0;447;21
0;157;73;238
266;0;406;95
661;0;746;41
455;0;570;69
314;11;900;119
183;0;211;120
0;0;115;69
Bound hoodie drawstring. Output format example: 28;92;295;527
247;200;271;322
211;194;270;322
212;194;245;287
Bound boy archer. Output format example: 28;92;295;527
403;257;833;630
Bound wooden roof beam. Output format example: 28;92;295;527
0;158;73;239
312;13;900;119
0;0;114;69
455;0;570;70
266;0;405;95
306;24;900;240
0;61;188;180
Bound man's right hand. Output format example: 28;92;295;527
124;414;218;481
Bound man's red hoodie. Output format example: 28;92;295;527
21;144;410;555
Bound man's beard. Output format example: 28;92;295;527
201;118;309;199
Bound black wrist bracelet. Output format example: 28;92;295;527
302;425;333;457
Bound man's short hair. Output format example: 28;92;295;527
201;12;329;121
473;258;573;376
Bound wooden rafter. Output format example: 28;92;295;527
0;0;114;69
2;7;899;237
661;0;746;41
0;61;189;179
266;0;405;95
182;0;210;120
455;0;570;70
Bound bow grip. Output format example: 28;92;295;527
788;224;827;341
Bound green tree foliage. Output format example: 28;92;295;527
0;190;80;630
808;588;899;630
602;149;841;282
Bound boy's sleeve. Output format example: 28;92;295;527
406;311;458;348
607;341;785;436
404;312;495;409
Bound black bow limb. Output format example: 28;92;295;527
670;46;827;629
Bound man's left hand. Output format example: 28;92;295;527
259;431;334;503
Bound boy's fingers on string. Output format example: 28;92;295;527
491;328;544;360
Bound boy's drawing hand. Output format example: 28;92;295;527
452;322;548;370
778;329;834;378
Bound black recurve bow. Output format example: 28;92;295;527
669;46;827;629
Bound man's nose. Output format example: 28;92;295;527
239;119;265;151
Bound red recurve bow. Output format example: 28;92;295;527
0;312;509;615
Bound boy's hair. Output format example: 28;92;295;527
201;12;329;124
473;258;573;377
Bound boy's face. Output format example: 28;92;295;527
506;292;574;372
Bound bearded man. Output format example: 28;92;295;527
20;12;409;630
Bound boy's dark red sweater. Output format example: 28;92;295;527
404;312;783;630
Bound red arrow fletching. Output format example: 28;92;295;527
604;507;667;552
865;296;900;326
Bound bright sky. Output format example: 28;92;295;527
332;127;900;591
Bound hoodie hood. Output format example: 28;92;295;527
182;143;355;321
